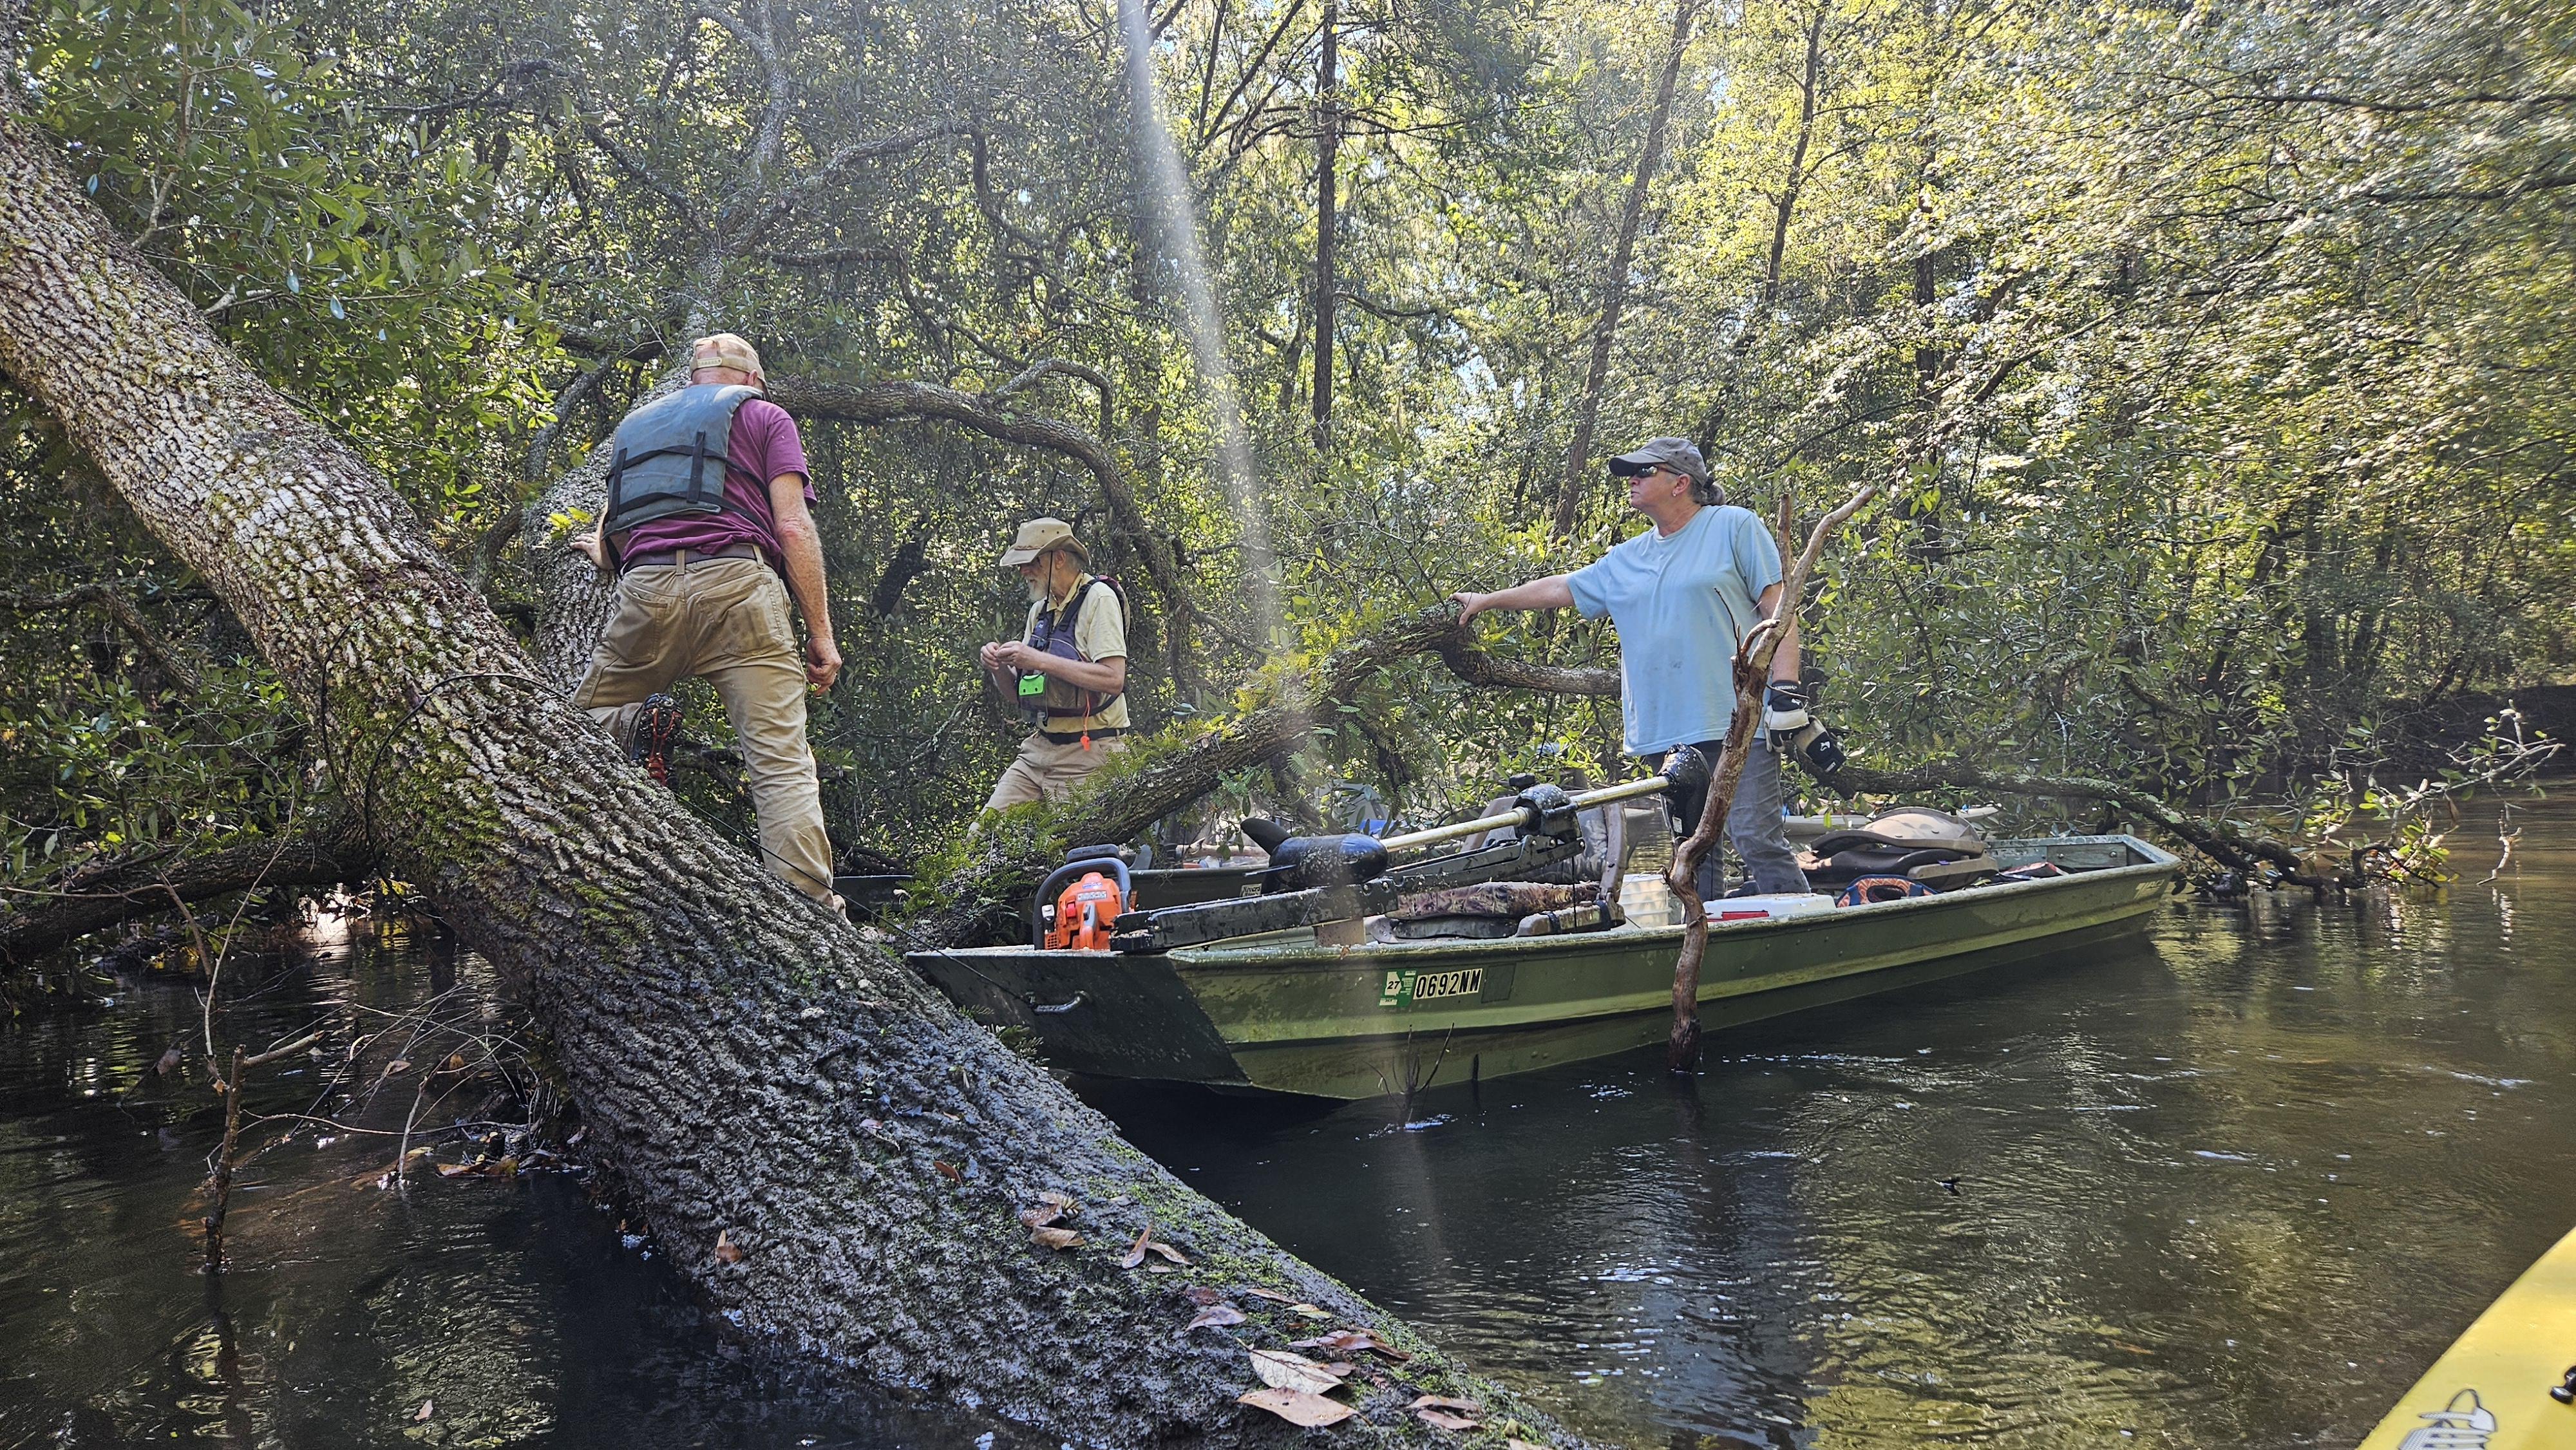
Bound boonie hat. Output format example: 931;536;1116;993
998;517;1089;567
1607;436;1710;486
691;332;766;380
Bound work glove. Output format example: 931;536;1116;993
1762;681;1812;749
1792;720;1848;779
1763;680;1849;778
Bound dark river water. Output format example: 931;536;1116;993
5;797;2570;1448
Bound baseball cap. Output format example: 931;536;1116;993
998;517;1089;567
690;332;766;379
1606;437;1709;486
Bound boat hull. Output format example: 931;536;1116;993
2357;1221;2576;1450
909;834;2179;1100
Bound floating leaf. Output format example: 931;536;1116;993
714;1229;744;1263
1187;1303;1246;1330
1236;1387;1355;1428
1030;1226;1081;1250
1410;1395;1483;1413
435;1162;473;1178
1418;1408;1481;1431
1247;1349;1344;1396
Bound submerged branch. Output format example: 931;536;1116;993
1;826;373;965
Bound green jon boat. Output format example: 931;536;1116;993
907;833;2181;1100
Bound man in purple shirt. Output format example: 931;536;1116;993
569;334;842;909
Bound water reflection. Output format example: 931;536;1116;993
0;929;987;1449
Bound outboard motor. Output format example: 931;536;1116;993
1240;818;1390;893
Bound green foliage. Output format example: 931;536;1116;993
4;0;2568;908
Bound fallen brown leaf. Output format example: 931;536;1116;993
442;1053;466;1073
714;1229;744;1263
382;1059;410;1077
1295;1327;1413;1361
1507;1440;1549;1450
1020;1203;1067;1229
1184;1286;1227;1306
1186;1303;1246;1330
413;1399;433;1422
1242;1287;1298;1304
435;1162;473;1178
1030;1226;1081;1250
1410;1395;1482;1413
1146;1261;1175;1274
1146;1239;1190;1266
1284;1302;1331;1319
1037;1189;1075;1211
934;1160;963;1183
1247;1349;1345;1396
1417;1408;1481;1432
1121;1222;1151;1270
1236;1387;1355;1429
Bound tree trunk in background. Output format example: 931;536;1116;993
1696;1;1825;448
1550;0;1704;539
0;109;1587;1449
1312;0;1338;446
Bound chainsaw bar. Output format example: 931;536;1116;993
1110;880;1399;954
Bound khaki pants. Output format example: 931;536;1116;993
571;558;837;901
985;733;1129;811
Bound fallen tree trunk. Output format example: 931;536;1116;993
0;97;1585;1447
0;827;372;966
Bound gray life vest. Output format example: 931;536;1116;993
599;383;765;561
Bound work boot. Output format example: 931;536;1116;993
629;693;683;784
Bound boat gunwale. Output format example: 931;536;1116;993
1159;833;2179;972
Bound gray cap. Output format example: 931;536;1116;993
1606;437;1709;485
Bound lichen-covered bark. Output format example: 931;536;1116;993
0;110;1590;1447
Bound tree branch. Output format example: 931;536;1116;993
1;581;205;693
765;373;1191;629
1;825;372;965
992;357;1114;440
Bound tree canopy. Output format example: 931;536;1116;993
6;0;2570;921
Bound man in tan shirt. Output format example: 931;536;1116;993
977;518;1130;809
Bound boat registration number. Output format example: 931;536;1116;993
1379;966;1482;1007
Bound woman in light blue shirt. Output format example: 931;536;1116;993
1451;436;1811;896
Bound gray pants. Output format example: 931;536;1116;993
1654;739;1811;898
